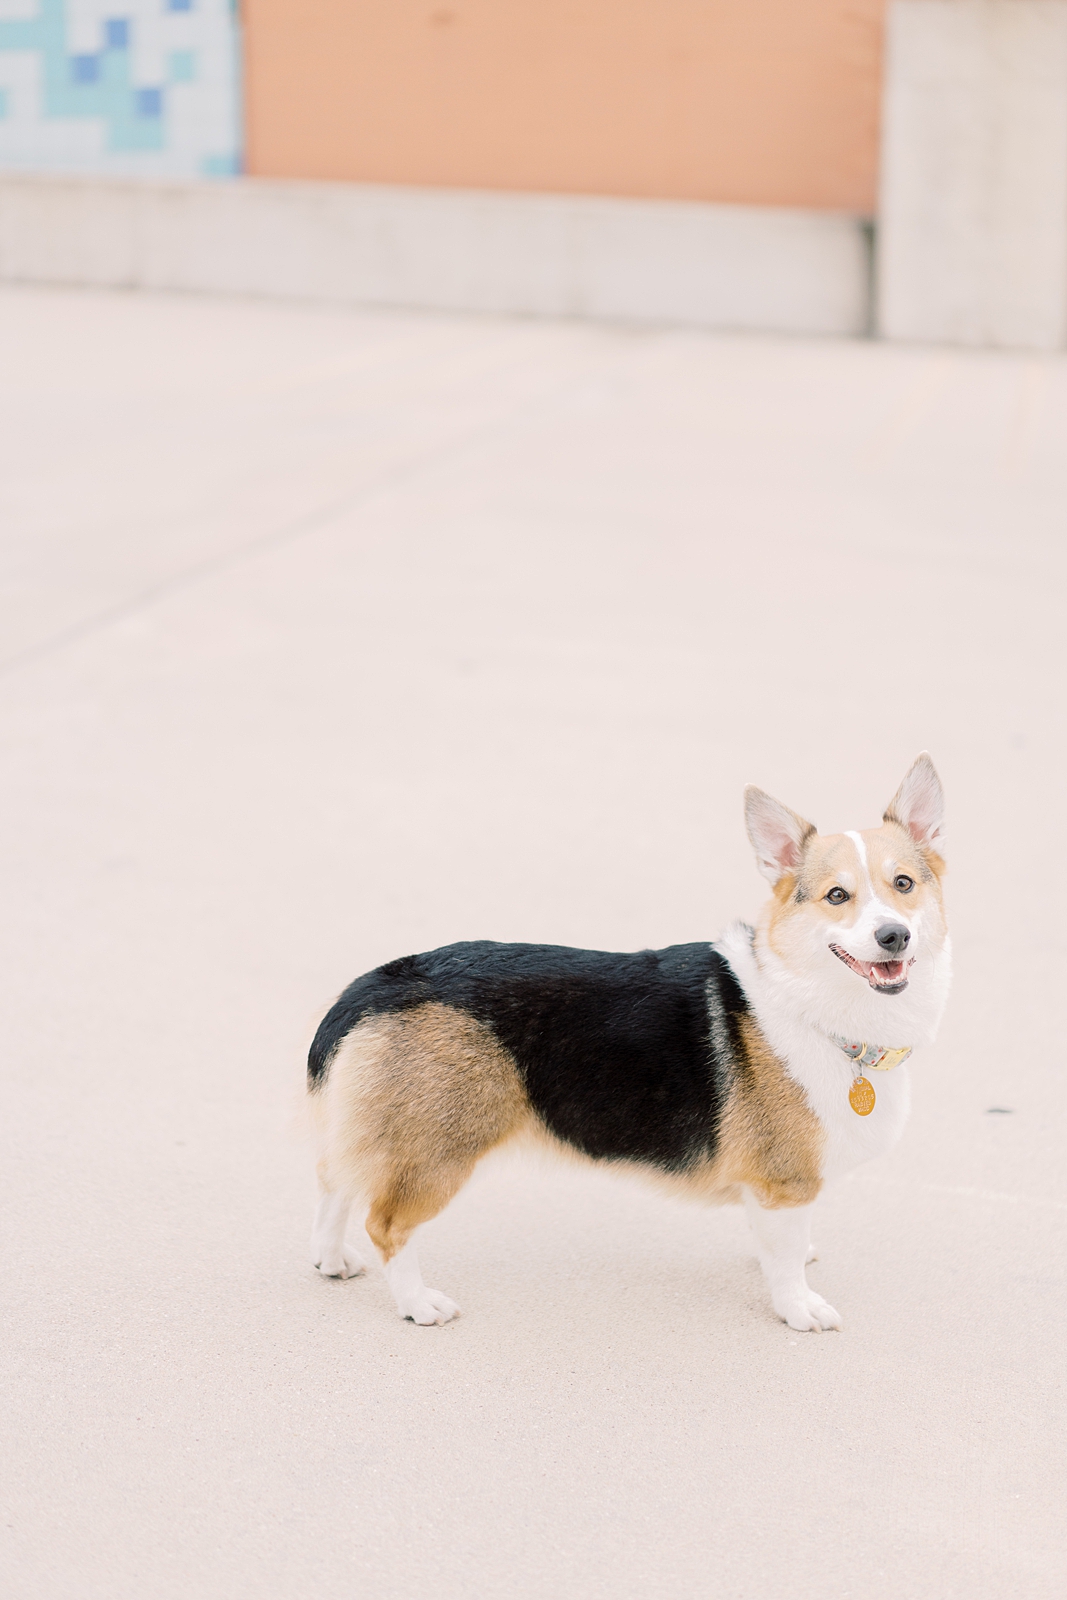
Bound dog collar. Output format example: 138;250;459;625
828;1036;912;1116
831;1037;913;1073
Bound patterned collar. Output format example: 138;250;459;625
828;1036;913;1072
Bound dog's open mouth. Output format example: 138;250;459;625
830;944;914;994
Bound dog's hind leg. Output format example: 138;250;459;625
311;1179;366;1280
365;1165;471;1325
743;1189;840;1332
312;1003;529;1323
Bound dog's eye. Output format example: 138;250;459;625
825;886;850;905
893;874;914;893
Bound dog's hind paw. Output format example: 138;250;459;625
775;1290;841;1333
313;1246;366;1280
398;1289;460;1326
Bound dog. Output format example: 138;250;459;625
307;754;950;1331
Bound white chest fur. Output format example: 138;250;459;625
715;924;921;1184
753;1008;912;1183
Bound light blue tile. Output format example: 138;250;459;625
201;151;239;176
168;49;196;84
0;18;41;51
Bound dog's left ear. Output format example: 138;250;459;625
884;752;944;848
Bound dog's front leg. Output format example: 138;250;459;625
743;1190;841;1332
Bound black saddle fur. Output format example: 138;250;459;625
308;940;749;1171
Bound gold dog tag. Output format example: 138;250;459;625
849;1075;876;1116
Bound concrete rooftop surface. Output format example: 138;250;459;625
1;284;1065;1600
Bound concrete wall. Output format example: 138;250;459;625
878;0;1067;349
0;172;872;335
5;2;1065;350
243;0;886;212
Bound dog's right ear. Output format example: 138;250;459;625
744;786;817;884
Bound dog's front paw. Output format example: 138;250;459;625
313;1245;366;1280
397;1289;460;1326
774;1289;841;1333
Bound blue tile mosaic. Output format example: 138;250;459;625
0;1;239;176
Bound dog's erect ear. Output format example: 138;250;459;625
884;752;944;848
744;786;817;884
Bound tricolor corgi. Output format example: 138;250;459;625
307;754;950;1332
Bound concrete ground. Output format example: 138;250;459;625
0;284;1064;1600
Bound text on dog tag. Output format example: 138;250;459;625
849;1076;876;1116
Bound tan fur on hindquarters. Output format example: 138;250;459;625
312;1003;529;1261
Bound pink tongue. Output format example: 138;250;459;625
873;961;903;982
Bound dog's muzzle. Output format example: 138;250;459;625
830;943;914;994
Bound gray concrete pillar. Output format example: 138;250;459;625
878;0;1067;349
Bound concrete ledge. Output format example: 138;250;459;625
0;174;871;336
879;0;1067;350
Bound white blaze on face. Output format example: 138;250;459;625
837;830;913;962
845;831;872;893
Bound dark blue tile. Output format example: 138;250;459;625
134;86;163;118
104;18;129;50
71;54;99;85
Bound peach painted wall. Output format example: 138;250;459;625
243;1;885;213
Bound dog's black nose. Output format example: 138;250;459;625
875;923;910;956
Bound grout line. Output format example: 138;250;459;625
999;358;1048;480
0;341;631;685
0;491;364;682
857;354;956;469
850;1173;1067;1213
919;1181;1067;1213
